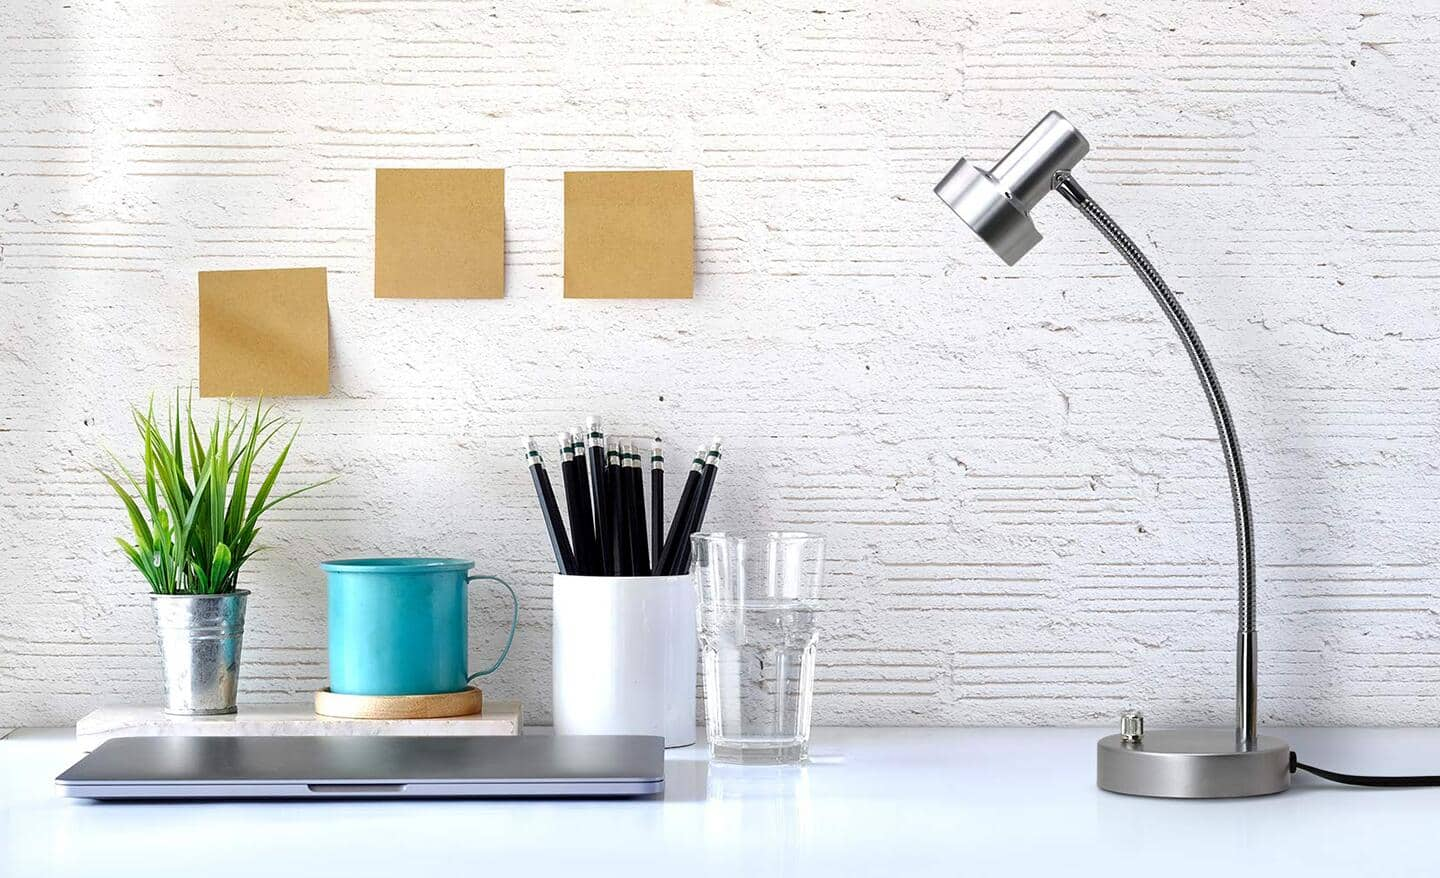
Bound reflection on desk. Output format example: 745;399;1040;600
4;727;1440;878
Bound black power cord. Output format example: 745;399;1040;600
1290;752;1440;788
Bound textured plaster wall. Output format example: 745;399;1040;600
2;1;1438;729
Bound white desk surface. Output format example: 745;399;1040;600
4;726;1439;877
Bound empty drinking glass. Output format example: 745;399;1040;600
690;532;825;764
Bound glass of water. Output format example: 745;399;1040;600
690;531;825;765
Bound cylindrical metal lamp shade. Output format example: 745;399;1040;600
935;110;1089;266
934;159;1042;266
989;111;1090;212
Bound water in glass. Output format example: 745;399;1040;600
691;532;825;765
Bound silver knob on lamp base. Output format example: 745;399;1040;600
1120;710;1144;743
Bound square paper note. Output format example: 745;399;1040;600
564;170;694;298
198;267;329;397
375;168;505;299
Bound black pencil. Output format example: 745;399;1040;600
568;431;597;574
571;429;589;519
585;416;613;576
650;437;664;569
620;440;639;575
655;444;707;576
558;432;593;575
571;430;592;556
525;438;577;575
671;439;722;575
608;437;630;576
626;440;651;576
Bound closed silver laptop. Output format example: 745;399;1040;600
57;734;664;800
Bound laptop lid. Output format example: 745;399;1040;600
57;734;665;800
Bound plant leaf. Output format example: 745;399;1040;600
210;542;233;592
100;471;154;555
115;538;161;593
188;559;209;593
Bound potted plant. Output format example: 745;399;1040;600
102;393;332;715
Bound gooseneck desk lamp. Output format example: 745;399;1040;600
935;111;1287;798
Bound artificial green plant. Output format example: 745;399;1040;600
102;392;332;595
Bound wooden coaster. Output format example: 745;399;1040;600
314;686;482;719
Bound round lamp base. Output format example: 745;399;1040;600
1097;728;1290;799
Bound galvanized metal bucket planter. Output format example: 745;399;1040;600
151;590;249;715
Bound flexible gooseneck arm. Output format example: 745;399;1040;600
1053;171;1259;747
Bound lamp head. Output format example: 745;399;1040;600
935;111;1089;266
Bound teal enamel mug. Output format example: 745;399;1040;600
320;558;518;696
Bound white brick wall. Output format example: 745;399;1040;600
2;1;1437;729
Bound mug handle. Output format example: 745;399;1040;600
465;574;519;681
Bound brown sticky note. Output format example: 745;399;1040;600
564;170;694;298
198;267;330;398
375;168;505;299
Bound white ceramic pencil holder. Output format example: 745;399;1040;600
551;574;697;748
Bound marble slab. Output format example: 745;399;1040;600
75;700;522;752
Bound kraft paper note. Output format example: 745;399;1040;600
564;170;694;298
198;267;330;398
375;168;505;299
